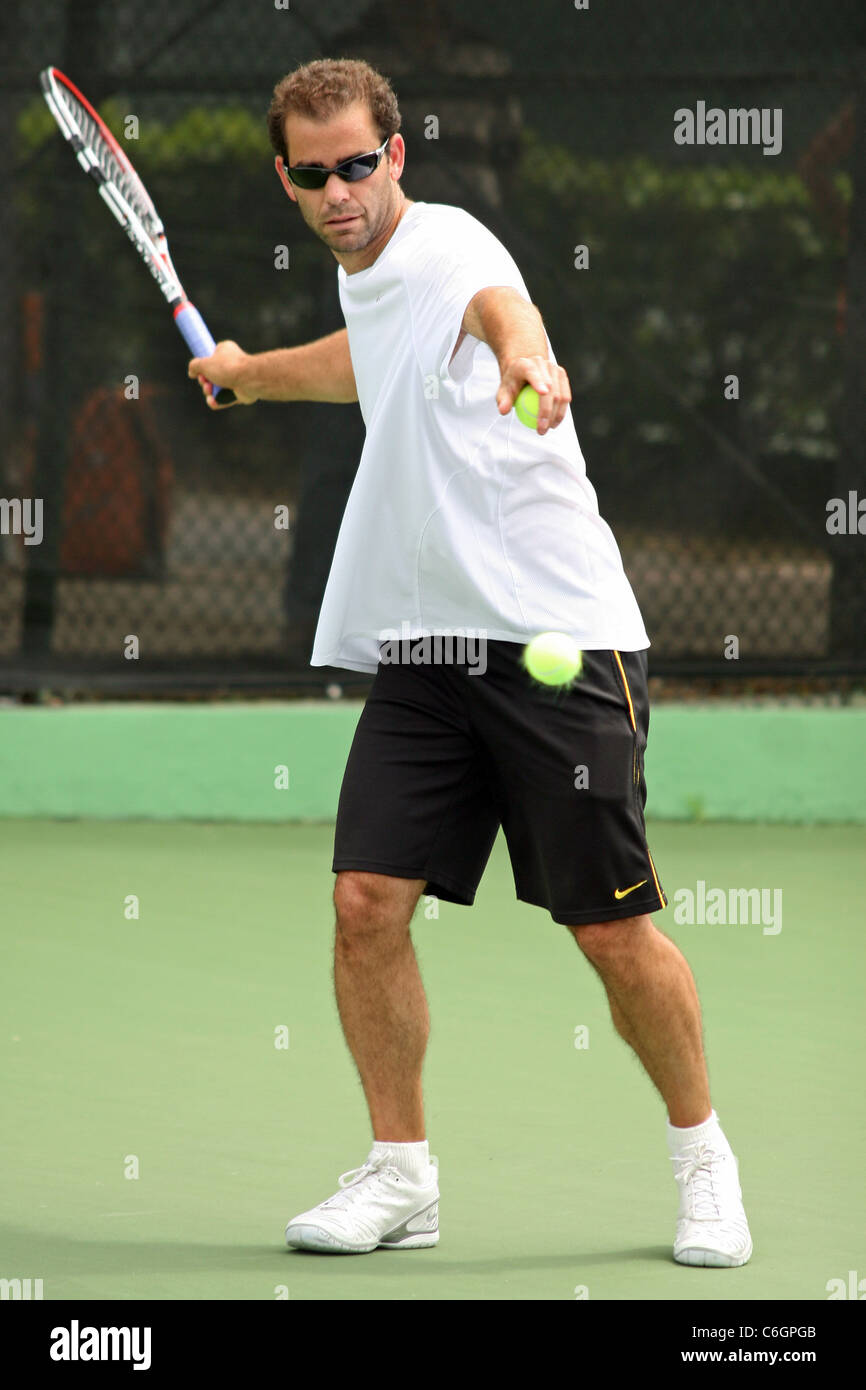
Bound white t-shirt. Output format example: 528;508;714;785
310;200;649;673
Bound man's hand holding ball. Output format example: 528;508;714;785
496;356;572;435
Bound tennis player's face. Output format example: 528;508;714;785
279;103;407;271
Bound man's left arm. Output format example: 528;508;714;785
461;286;572;435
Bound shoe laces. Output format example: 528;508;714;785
670;1140;726;1220
323;1151;401;1211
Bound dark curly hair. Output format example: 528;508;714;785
267;57;402;166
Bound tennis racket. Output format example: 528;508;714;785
39;66;233;402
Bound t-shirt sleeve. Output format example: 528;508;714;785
403;216;531;379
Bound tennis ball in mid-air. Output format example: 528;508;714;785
523;632;584;687
514;385;540;429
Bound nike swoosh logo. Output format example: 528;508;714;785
614;880;648;899
406;1202;438;1233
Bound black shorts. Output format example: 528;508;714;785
332;640;667;926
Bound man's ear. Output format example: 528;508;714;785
275;154;297;202
387;133;405;182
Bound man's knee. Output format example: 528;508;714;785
567;914;653;963
334;870;425;944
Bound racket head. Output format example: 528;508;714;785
39;66;184;300
39;66;233;403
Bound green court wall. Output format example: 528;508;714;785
0;703;863;824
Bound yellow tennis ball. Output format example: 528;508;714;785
514;385;540;429
523;632;583;686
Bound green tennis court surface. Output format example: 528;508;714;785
1;818;863;1301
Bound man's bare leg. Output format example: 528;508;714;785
569;914;712;1128
333;870;429;1141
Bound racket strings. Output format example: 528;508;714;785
56;85;161;238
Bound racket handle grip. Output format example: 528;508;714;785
174;302;228;401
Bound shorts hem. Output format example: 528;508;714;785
332;858;478;906
532;894;668;926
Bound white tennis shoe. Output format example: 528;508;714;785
285;1149;440;1253
670;1136;753;1267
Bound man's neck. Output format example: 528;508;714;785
339;192;414;275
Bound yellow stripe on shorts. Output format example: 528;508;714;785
614;650;666;909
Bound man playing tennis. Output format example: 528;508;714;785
189;57;752;1268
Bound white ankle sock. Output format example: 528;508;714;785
666;1109;723;1154
371;1139;430;1181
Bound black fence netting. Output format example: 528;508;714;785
1;0;864;694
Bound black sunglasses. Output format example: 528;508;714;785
283;136;391;190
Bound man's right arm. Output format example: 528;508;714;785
188;328;358;409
